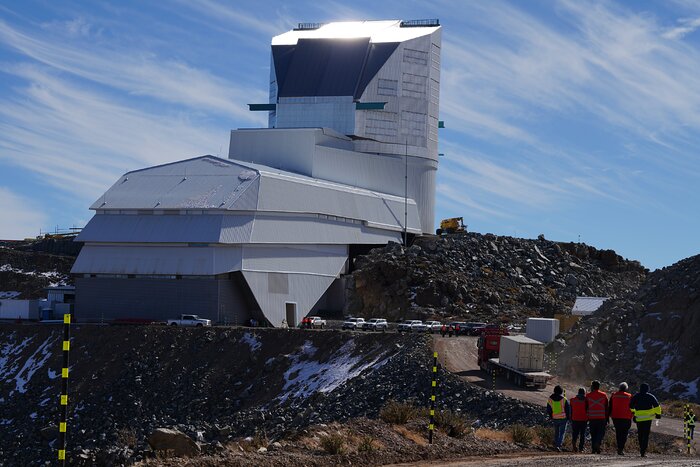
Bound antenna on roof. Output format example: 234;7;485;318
294;22;325;30
400;19;439;28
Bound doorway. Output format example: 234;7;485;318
285;302;297;328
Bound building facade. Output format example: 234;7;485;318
72;20;441;326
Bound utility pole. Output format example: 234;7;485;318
404;139;408;247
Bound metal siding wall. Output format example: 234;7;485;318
74;277;251;324
229;128;315;176
71;245;243;275
249;215;402;244
241;270;337;327
276;96;355;135
75;277;220;322
241;244;347;275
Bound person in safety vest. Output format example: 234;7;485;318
570;387;588;452
609;382;634;455
630;382;661;457
685;406;696;440
586;380;609;454
546;385;570;451
440;324;447;337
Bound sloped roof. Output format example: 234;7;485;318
572;296;608;316
85;155;421;236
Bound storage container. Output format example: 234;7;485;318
526;317;560;343
499;335;545;372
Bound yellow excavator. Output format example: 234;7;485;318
436;217;467;235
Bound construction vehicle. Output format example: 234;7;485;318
436;217;466;235
477;329;552;389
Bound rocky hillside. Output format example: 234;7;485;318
0;238;80;298
555;254;700;402
346;233;646;323
0;325;545;465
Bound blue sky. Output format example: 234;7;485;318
1;0;699;270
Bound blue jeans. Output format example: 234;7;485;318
553;419;568;448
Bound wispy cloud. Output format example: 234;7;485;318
0;187;47;239
0;19;267;123
662;16;700;39
0;64;229;199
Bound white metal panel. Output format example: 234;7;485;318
0;300;39;320
250;215;402;244
256;173;422;233
572;297;608;316
272;20;439;46
71;245;243;275
242;244;347;275
229;128;317;176
242;270;337;327
525;318;561;343
90;157;260;211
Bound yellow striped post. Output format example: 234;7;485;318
429;351;438;444
57;313;71;465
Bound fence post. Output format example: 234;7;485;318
57;313;71;465
429;351;438;444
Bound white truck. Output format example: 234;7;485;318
167;314;212;327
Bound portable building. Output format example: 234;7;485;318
499;335;545;372
525;318;560;343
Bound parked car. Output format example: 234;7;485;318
465;322;488;336
424;320;442;333
362;318;388;331
300;316;326;329
342;317;365;330
397;320;423;332
167;314;212;327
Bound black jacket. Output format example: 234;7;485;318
630;391;660;418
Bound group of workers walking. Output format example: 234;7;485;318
546;380;691;457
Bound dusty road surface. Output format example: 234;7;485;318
434;336;696;445
389;452;700;466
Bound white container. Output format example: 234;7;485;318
526;318;560;343
499;335;545;372
0;299;40;320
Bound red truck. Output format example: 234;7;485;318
477;327;552;389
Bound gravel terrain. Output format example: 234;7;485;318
346;233;645;324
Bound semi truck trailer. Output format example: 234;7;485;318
477;330;552;389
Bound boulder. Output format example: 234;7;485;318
147;428;200;457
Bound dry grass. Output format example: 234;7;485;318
357;435;378;453
474;427;513;443
319;432;346;455
116;427;138;449
509;424;534;445
393;425;428;446
380;400;420;425
662;400;700;419
433;410;471;438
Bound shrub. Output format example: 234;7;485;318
357;435;377;453
534;425;554;447
380;400;419;425
320;432;346;455
434;410;471;438
509;424;533;445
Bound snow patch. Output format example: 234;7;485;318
635;333;645;354
278;340;388;402
241;332;261;352
11;336;56;394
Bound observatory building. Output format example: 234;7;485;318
71;19;442;326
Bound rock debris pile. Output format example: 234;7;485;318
346;232;646;323
0;326;543;466
556;254;700;402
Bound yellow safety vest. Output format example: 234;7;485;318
632;405;661;422
548;397;567;420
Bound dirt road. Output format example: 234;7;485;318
389;452;700;466
434;336;696;445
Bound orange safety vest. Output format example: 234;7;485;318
610;391;633;420
548;396;567;420
586;390;608;419
570;397;588;422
